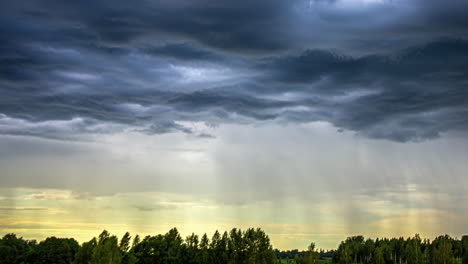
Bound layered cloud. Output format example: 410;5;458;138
1;0;467;142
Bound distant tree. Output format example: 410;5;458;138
199;233;210;264
74;238;97;264
243;228;257;264
334;241;352;264
228;228;245;264
120;233;137;264
0;234;32;264
421;246;430;264
374;246;385;264
405;234;422;264
462;236;468;264
391;237;406;264
295;254;304;264
382;240;394;264
164;228;183;264
209;230;222;264
133;234;165;264
363;238;375;264
345;236;364;264
31;236;79;264
210;230;230;264
120;232;132;253
132;235;140;249
250;228;275;264
300;242;320;264
432;235;454;264
91;230;122;264
183;233;200;264
220;231;230;264
452;238;463;264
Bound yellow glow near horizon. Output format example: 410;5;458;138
1;187;466;250
1;122;467;250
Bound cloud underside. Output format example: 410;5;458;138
1;0;468;142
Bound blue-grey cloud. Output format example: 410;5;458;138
262;38;468;141
0;0;467;142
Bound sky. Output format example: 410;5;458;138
1;0;468;250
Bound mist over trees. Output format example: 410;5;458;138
0;229;466;264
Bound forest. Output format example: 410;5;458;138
0;228;467;264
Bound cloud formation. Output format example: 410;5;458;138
1;0;468;142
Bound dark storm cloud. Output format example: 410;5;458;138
144;43;221;62
1;0;292;54
262;38;468;141
0;0;468;142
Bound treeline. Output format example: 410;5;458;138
333;234;468;264
0;229;467;264
0;227;276;264
274;243;329;264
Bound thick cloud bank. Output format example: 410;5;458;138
1;0;468;141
